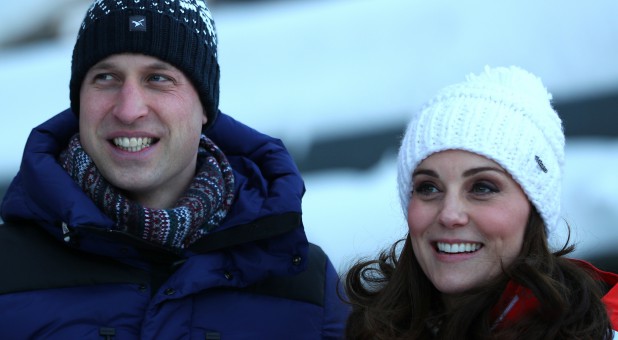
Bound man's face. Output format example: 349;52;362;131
79;53;207;209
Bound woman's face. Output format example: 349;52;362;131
407;150;530;297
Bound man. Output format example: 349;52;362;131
0;0;348;338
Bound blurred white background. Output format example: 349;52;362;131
1;0;617;273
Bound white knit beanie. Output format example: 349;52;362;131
397;66;565;234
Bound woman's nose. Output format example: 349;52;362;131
438;193;469;228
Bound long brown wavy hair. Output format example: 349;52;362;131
343;209;613;339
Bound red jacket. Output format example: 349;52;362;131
491;260;618;333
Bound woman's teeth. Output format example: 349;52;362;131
436;242;482;254
113;137;154;152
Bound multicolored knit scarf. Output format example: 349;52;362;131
58;134;235;251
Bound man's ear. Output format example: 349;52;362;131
202;111;208;126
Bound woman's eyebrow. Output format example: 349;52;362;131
413;166;506;178
463;166;506;177
412;169;438;178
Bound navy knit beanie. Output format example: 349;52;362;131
70;0;220;129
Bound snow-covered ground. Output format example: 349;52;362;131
1;0;617;272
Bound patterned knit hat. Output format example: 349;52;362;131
397;66;565;233
70;0;220;129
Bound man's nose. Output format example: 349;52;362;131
112;79;148;124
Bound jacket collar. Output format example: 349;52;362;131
490;259;618;331
574;259;618;330
490;280;539;330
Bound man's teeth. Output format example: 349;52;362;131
436;242;482;254
113;137;153;152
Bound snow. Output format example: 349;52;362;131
0;0;617;272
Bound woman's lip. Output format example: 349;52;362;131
433;241;484;254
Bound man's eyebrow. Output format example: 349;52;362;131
89;61;115;71
89;61;175;72
144;61;175;71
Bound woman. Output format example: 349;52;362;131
344;66;618;339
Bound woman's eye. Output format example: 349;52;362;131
471;181;498;195
413;182;440;196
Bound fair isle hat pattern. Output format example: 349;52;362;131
70;0;220;129
397;66;565;234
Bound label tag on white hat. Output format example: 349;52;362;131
535;155;548;173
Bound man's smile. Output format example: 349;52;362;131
112;136;157;152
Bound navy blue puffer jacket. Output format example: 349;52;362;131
0;109;349;339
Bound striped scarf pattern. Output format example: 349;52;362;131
59;134;235;250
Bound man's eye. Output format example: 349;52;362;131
149;74;172;82
94;73;114;82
